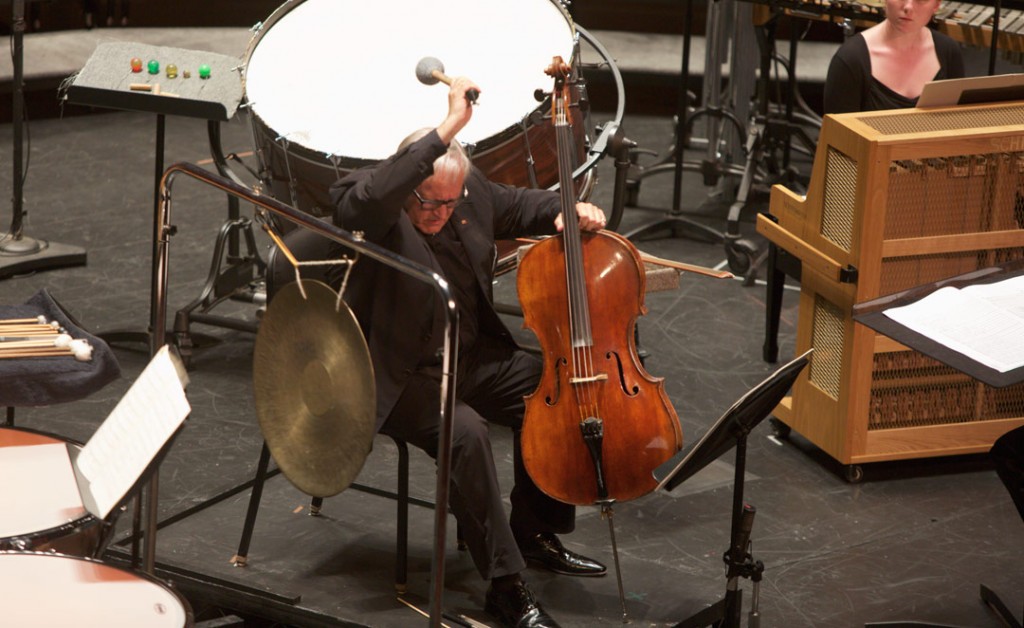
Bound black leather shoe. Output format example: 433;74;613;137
485;580;562;628
519;532;607;577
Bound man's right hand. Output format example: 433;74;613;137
436;76;480;145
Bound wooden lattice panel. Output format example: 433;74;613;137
821;147;858;252
809;294;846;400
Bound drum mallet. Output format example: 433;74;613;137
415;57;479;104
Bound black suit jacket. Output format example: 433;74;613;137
329;131;561;430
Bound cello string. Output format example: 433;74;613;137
554;96;601;424
553;92;585;409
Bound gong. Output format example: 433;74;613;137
253;279;376;498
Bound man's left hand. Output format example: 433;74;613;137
555;202;607;233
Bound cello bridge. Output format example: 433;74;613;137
570;373;608;385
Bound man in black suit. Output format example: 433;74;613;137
330;76;607;628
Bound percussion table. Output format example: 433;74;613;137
63;41;247;353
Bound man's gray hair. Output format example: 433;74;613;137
398;127;470;181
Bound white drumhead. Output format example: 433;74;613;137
0;553;189;627
245;0;575;161
0;430;88;539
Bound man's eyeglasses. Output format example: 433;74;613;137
412;187;467;211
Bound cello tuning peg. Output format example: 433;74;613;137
534;88;548;103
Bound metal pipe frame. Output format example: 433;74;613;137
154;162;459;627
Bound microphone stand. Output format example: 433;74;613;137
1;0;86;279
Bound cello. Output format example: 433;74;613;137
518;58;684;509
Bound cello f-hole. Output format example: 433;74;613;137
545;357;568;406
606;351;640;397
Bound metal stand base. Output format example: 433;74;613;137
0;235;86;279
233;438;415;596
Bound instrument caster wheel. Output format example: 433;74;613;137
769;418;791;439
725;237;759;277
844;464;864;484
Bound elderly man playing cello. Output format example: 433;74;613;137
329;76;607;628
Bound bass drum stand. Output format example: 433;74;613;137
172;120;267;366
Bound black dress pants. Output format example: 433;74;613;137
381;336;575;580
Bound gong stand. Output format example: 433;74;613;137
155;162;460;628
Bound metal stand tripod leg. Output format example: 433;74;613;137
672;437;764;628
622;0;736;244
173;216;264;364
980;583;1023;628
723;124;767;280
232;441;273;568
623;0;756;273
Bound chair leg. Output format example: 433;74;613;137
310;496;324;516
394;437;409;595
232;441;272;567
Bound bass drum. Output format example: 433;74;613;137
243;0;592;218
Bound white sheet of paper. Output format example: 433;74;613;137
882;275;1024;373
0;443;87;537
76;346;190;519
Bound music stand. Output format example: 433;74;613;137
654;349;812;628
852;262;1024;628
852;261;1024;390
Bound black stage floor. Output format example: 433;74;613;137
1;109;1022;628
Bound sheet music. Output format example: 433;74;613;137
882;275;1024;373
76;346;190;519
0;443;86;537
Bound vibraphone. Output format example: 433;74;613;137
935;1;1024;62
749;0;1024;62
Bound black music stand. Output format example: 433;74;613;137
853;261;1024;389
1;0;87;279
852;262;1024;628
654;349;812;628
63;41;244;351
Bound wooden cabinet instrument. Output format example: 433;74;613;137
757;100;1024;470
